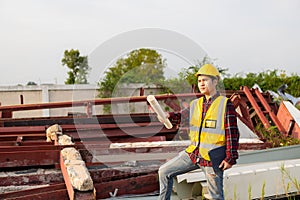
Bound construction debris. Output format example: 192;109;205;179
46;124;63;142
61;147;94;191
277;101;300;139
58;135;74;145
0;89;299;199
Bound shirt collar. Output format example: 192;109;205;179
203;92;220;103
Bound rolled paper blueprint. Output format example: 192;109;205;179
147;95;173;129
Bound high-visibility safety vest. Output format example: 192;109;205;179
185;95;228;161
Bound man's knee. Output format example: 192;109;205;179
158;165;166;177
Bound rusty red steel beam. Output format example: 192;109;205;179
0;144;71;152
0;133;45;138
62;122;165;130
0;168;160;199
0;93;203;112
0;126;46;133
230;94;255;130
242;86;271;129
0;122;172;134
0;165;159;186
0;112;155;125
253;88;287;135
94;173;159;199
0;170;63;187
0;164;160;187
0;122;176;142
90;165;160;183
0;150;60;168
0;183;68;200
0;140;53;146
164;98;181;111
64;125;178;141
11;189;68;200
229;94;265;140
0;135;46;143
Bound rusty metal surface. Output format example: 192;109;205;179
254;88;286;135
0;183;68;200
95;173;159;199
0;90;288;199
243;86;271;129
0;93;203;113
0;150;60;168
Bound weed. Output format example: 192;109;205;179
261;181;266;200
280;164;300;196
248;184;252;200
256;124;300;147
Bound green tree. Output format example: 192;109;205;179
223;70;300;97
62;49;90;84
98;48;166;98
26;81;37;86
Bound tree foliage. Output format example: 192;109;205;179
223;70;300;97
98;48;166;98
26;81;37;86
61;49;90;84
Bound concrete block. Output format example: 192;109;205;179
61;147;82;161
61;147;94;191
46;124;62;142
58;135;74;145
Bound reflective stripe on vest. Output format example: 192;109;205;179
185;96;228;161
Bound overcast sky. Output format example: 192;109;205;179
0;0;299;86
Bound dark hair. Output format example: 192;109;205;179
197;74;218;81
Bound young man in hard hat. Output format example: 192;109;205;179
158;64;239;200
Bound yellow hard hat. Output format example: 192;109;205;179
195;64;220;78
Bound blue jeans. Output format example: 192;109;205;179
200;166;224;200
158;150;224;200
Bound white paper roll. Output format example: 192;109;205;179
147;95;173;129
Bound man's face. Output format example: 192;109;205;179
197;75;217;95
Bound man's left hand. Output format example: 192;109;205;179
219;160;232;170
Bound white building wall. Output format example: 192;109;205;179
0;84;163;118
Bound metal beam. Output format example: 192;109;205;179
0;93;203;112
94;173;159;199
0;183;68;200
242;86;271;129
0;150;59;168
254;88;286;135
